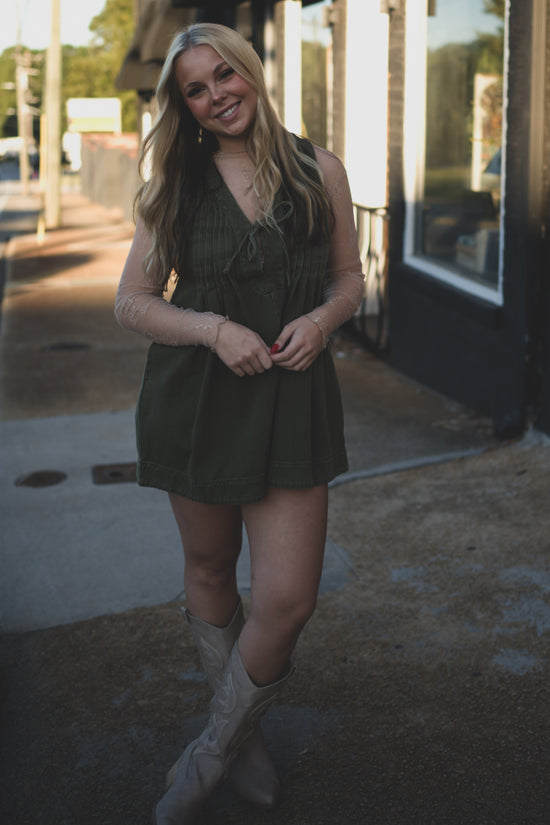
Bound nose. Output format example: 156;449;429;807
211;85;227;104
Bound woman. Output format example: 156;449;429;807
115;22;364;825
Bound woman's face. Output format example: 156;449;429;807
175;44;258;150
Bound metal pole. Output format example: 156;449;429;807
15;49;30;194
45;0;61;228
14;1;30;194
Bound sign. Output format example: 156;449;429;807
66;98;122;133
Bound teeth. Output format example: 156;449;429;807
219;103;238;119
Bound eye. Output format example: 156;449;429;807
186;86;204;98
219;67;234;80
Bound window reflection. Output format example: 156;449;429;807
301;1;332;149
418;0;504;286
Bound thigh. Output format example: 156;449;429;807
241;485;328;610
168;492;243;566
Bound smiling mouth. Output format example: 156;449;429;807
217;102;240;120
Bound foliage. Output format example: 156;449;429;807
0;48;19;138
483;0;506;19
69;0;136;131
302;40;327;148
426;21;504;181
0;47;43;140
0;0;136;139
62;43;136;133
89;0;134;49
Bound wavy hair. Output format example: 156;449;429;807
134;22;332;289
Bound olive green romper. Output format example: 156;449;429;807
136;139;348;504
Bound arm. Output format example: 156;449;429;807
305;147;365;344
115;218;227;349
271;148;364;371
115;219;272;375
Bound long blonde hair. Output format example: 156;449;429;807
135;22;331;288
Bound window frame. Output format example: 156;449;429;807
402;0;509;307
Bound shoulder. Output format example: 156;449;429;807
311;146;350;200
291;135;348;189
312;145;347;188
312;145;344;173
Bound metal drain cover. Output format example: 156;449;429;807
92;462;137;485
15;469;67;487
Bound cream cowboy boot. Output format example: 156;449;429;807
154;644;292;825
167;600;281;807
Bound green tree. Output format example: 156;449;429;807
1;0;137;139
87;0;135;130
483;0;505;18
302;40;327;147
425;17;504;199
0;48;18;137
89;0;134;48
0;47;43;140
62;41;135;132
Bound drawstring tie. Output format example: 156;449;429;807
223;225;261;276
222;200;295;283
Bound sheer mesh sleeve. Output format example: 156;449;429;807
114;219;227;349
305;147;365;346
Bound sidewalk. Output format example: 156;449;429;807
1;183;550;825
0;184;496;634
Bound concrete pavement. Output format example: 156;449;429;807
1;180;550;825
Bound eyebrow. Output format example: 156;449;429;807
183;61;228;92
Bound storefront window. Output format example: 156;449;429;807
405;0;506;301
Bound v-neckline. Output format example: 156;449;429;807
211;159;260;228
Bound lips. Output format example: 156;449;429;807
216;102;240;120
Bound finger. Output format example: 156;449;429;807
273;344;309;367
246;350;271;373
232;362;253;377
257;350;273;370
277;354;303;370
283;357;313;372
271;338;302;361
281;347;318;371
270;329;295;355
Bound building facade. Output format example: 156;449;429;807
387;0;550;437
116;0;550;436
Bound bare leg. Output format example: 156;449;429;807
239;485;328;686
168;493;243;627
157;487;326;823
165;492;283;810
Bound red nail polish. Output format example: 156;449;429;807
270;343;280;354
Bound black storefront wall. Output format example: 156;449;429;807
541;223;550;432
387;0;549;437
537;2;550;434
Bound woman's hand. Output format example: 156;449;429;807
214;320;273;377
269;316;325;372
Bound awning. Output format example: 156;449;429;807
116;0;198;92
116;0;323;93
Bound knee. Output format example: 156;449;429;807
258;586;319;640
185;549;239;593
287;590;318;631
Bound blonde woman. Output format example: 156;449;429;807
115;22;364;825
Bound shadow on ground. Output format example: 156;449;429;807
1;440;550;825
